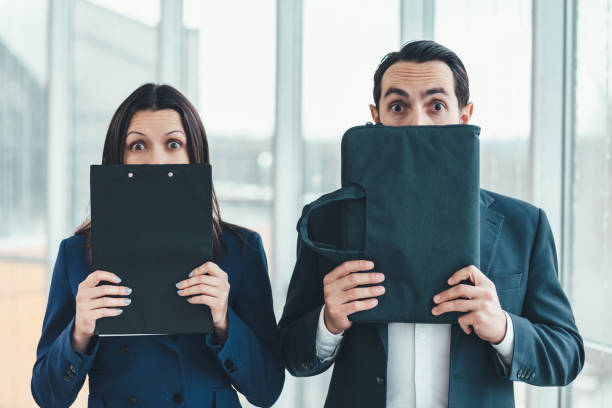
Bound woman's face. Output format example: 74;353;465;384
123;109;190;165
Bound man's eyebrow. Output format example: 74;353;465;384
422;87;449;97
384;87;409;99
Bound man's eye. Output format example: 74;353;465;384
391;103;404;113
168;141;182;149
432;102;445;111
130;142;145;151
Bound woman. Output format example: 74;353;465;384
31;84;284;407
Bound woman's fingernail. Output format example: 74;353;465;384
176;282;183;289
432;308;438;315
377;273;385;280
377;286;385;294
115;276;122;283
115;309;123;315
366;261;374;268
177;289;184;295
124;287;132;294
188;271;194;278
433;295;440;303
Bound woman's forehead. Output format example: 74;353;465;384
127;109;184;133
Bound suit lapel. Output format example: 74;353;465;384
376;189;505;360
376;324;388;358
450;189;504;357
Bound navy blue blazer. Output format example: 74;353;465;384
32;227;284;408
279;189;585;407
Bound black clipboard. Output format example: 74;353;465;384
90;164;214;336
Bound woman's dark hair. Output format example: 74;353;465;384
75;83;243;261
373;40;470;109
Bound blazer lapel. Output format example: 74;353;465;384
478;189;505;278
375;323;388;359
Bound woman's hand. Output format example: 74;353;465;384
73;270;132;352
176;262;231;343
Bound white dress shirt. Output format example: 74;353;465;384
316;308;514;408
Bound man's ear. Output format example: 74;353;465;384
459;102;474;124
370;104;381;124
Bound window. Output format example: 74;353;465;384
569;0;612;405
0;1;48;406
435;0;532;202
183;0;276;262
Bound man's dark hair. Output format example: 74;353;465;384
373;40;470;109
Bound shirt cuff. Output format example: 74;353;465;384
315;307;344;362
490;311;514;366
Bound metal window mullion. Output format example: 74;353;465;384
272;0;304;407
158;0;185;89
46;0;75;289
400;0;435;45
530;0;575;406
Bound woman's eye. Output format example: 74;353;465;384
391;103;404;113
131;142;145;151
168;141;182;149
432;102;445;111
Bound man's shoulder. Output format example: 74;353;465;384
481;188;540;221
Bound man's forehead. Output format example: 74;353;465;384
381;60;455;96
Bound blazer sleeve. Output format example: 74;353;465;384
31;239;100;408
204;232;285;407
493;209;585;385
277;226;338;377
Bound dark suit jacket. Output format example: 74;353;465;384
278;189;584;408
31;227;284;408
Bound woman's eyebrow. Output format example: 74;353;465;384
165;129;185;136
126;130;147;137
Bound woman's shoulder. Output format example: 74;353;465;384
59;233;88;258
220;223;263;252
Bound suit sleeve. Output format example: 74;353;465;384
493;209;585;385
278;222;339;377
204;233;285;407
31;239;100;408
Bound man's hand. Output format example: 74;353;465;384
323;260;386;334
432;265;507;344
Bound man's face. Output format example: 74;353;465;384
370;60;473;126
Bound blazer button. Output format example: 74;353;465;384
376;376;385;385
69;364;76;373
63;375;72;382
127;396;138;405
172;393;184;403
120;346;130;355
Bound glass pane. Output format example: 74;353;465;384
71;0;161;229
570;0;612;405
183;0;276;267
302;0;400;203
435;0;532;201
0;1;48;406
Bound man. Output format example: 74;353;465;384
278;40;584;408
